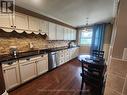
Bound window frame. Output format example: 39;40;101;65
79;28;93;46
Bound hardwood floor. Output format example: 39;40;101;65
9;59;92;95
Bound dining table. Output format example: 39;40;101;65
78;54;107;95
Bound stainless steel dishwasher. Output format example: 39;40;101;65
48;52;57;70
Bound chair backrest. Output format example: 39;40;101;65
92;50;104;59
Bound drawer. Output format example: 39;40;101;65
2;61;18;68
31;54;48;61
19;59;32;63
19;54;48;63
59;58;65;65
64;52;69;56
60;54;64;58
64;57;70;62
59;50;64;54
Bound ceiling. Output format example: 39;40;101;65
15;0;115;27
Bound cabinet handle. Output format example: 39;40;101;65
7;62;13;65
26;58;30;61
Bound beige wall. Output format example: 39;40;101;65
79;45;91;55
104;0;127;95
112;1;127;59
103;24;113;60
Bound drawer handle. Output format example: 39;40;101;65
7;62;13;65
26;58;30;61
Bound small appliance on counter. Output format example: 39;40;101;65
68;41;77;48
9;46;18;58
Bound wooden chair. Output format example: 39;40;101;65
92;50;104;59
80;60;106;95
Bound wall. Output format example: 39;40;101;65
0;30;69;55
103;24;113;60
79;45;91;55
104;0;127;95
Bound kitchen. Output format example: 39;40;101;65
0;0;127;95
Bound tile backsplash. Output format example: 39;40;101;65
0;30;70;55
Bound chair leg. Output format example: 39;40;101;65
80;79;84;95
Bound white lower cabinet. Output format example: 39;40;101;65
56;50;65;66
2;62;20;90
64;56;70;63
60;58;65;65
36;55;48;76
36;59;48;75
1;48;79;90
19;60;37;83
69;47;79;60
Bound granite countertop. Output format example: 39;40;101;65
0;46;80;63
78;55;105;66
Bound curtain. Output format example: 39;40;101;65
90;23;106;53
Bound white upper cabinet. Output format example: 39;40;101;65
48;22;56;40
56;25;64;40
73;29;77;40
14;12;29;30
69;29;77;40
67;28;71;40
70;29;74;40
0;14;13;28
28;16;40;32
64;27;68;40
40;20;49;35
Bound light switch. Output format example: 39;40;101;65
122;48;127;60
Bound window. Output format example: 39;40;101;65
80;28;93;45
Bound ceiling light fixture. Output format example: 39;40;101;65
83;18;89;32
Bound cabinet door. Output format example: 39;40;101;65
36;59;48;75
3;65;20;90
20;61;37;83
69;49;73;60
40;20;49;35
64;27;68;40
0;14;13;28
28;16;40;32
67;28;71;40
48;22;56;40
14;12;28;30
73;29;77;40
60;58;65;65
56;25;64;40
75;47;79;57
70;29;73;40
